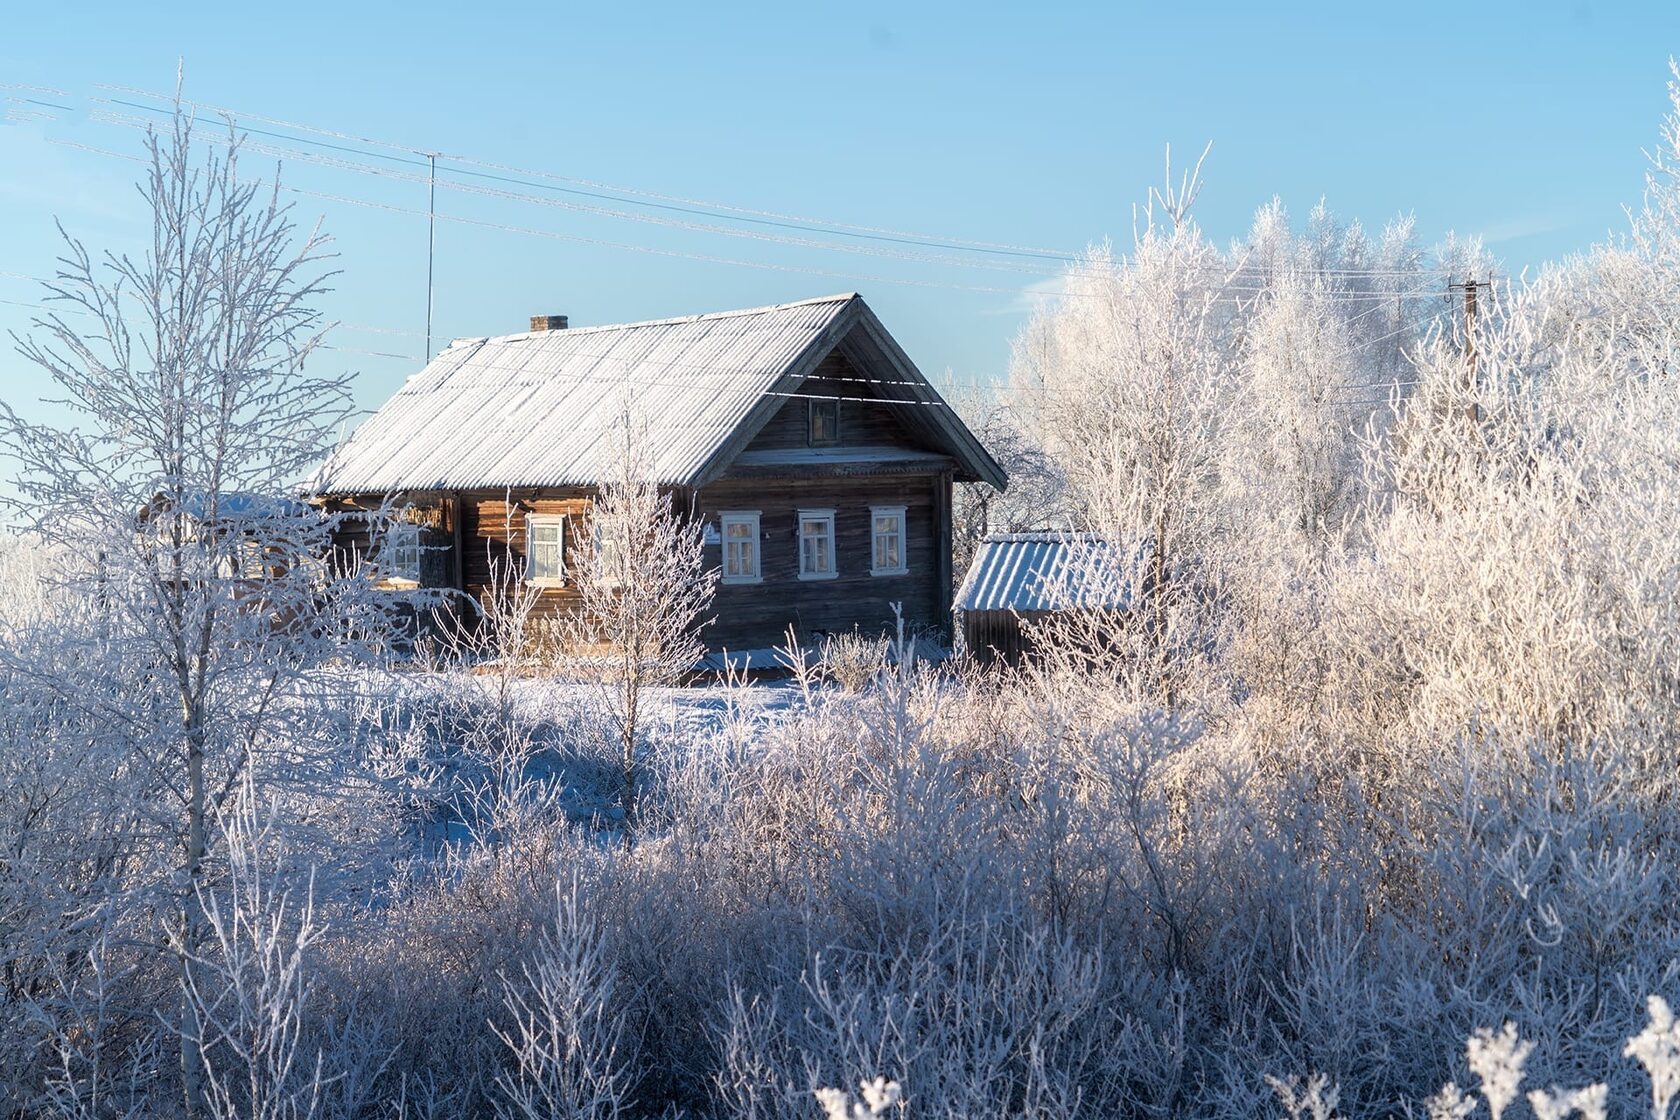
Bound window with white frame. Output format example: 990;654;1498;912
870;506;907;576
798;509;837;579
235;537;270;580
593;517;625;587
720;511;761;583
387;522;421;583
526;513;566;585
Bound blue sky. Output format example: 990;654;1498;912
3;0;1680;423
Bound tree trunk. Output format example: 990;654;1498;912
620;664;639;827
179;710;208;1120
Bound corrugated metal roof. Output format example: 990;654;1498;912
312;294;858;494
954;533;1132;614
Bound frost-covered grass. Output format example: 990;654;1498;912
11;625;1680;1119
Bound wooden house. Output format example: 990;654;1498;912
312;294;1007;655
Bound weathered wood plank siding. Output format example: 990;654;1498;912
695;474;947;650
741;351;936;455
354;473;957;652
331;474;957;655
458;490;594;615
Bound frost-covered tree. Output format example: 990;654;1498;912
1012;218;1233;701
942;375;1070;592
0;104;391;1117
561;405;716;825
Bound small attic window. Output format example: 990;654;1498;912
808;398;839;445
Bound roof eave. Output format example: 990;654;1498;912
845;303;1009;491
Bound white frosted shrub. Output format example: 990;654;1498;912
1626;996;1680;1120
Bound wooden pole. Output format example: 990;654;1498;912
1463;278;1479;425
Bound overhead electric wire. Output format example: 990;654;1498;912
97;93;1075;264
49;102;1464;309
93;84;1462;281
12;99;1456;408
2;287;1428;423
99;82;1080;259
41;133;1458;314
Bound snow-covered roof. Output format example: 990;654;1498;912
141;490;316;523
955;532;1131;614
312;293;1005;494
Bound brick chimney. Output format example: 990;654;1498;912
529;314;569;332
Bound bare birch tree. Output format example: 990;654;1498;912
0;104;390;1117
1012;227;1232;702
562;406;716;826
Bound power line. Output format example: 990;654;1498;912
99;83;1076;259
90;85;1462;280
38;134;1460;314
97;93;1077;264
3;286;1427;420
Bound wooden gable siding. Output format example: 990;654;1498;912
695;473;949;651
738;349;935;456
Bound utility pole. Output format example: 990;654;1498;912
425;151;438;360
1451;278;1480;425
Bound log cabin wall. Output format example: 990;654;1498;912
456;489;595;616
336;471;955;654
446;476;951;652
694;473;950;651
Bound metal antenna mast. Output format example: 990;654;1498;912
425;151;438;359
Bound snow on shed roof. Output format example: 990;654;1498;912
311;294;1005;494
955;533;1132;615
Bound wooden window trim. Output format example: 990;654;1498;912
525;512;567;587
383;521;422;587
720;510;762;584
870;505;908;577
797;508;838;580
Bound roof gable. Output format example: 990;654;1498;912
312;293;1005;494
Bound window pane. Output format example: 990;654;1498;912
723;516;757;578
799;517;834;574
528;519;563;580
810;400;838;444
871;511;903;572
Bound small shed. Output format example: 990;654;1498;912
954;532;1127;665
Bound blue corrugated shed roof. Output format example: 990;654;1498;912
954;532;1133;614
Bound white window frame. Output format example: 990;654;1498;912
797;508;838;580
235;537;270;580
870;505;908;577
387;522;422;584
525;513;567;587
593;516;624;588
719;510;762;584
